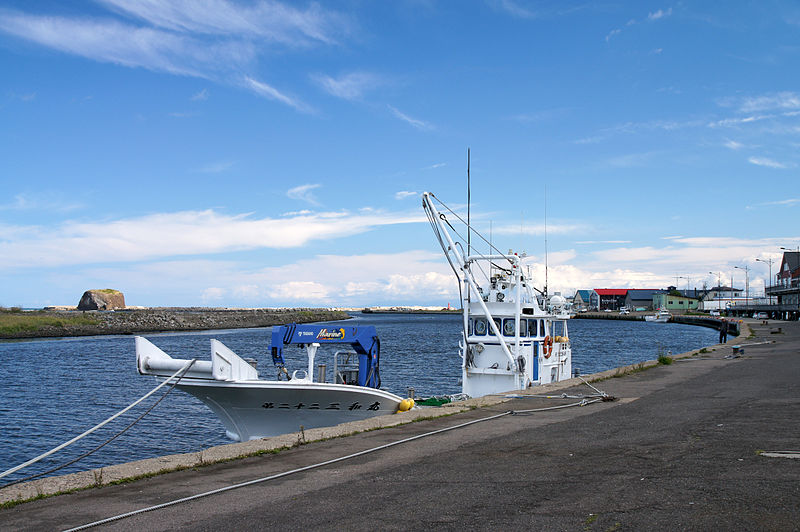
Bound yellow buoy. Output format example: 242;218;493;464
396;398;415;412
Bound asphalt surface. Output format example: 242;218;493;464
2;319;798;531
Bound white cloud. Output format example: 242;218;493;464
0;10;249;78
0;193;83;213
606;152;655;168
387;105;433;130
241;76;310;112
0;208;426;270
168;111;198;118
0;2;346;111
191;88;209;101
605;28;621;42
96;0;346;46
116;250;455;306
196;160;235;173
201;286;225;301
395;191;418;200
493;222;584;236
749;198;800;208
738;91;800;113
723;139;744;150
287;183;321;204
575;240;632;244
648;8;672;21
748;156;790;169
606;7;671;43
313;71;383;101
708;115;765;128
494;0;539;19
270;281;331;301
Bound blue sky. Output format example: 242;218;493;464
1;1;798;308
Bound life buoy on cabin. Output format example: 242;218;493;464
543;335;553;358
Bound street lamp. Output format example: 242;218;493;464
755;258;774;304
709;271;723;313
734;265;750;311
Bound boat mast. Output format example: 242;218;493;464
544;184;549;299
467;148;471;269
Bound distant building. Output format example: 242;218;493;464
704;286;744;301
594;289;628;311
625;289;661;311
675;288;705;300
573;290;593;310
767;251;800;308
653;291;699;312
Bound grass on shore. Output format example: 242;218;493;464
0;308;99;336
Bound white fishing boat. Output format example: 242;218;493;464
422;192;572;398
136;324;407;441
644;308;671;323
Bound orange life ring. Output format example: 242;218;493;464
543;335;553;358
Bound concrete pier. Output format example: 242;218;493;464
2;319;799;530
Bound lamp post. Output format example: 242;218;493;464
755;258;774;305
709;271;723;313
734;265;750;312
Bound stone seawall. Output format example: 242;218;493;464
0;308;351;339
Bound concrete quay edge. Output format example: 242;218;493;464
0;320;754;506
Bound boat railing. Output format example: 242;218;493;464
333;350;360;385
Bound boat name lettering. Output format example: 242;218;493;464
262;402;346;410
297;331;314;337
316;328;346;340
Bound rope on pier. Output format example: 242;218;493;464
0;359;196;486
64;381;611;531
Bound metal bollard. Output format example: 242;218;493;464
317;364;326;383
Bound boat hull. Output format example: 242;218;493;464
171;379;403;441
644;316;670;323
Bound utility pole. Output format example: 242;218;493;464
755;257;774;304
735;265;750;312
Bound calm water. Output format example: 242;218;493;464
0;314;717;485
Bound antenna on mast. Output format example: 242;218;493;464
467;148;471;258
544;184;549;298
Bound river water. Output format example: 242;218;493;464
0;314;717;485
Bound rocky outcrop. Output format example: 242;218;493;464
77;289;126;311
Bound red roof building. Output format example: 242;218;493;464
593;289;629;311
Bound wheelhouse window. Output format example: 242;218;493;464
528;319;539;338
503;318;515;336
474;317;488;336
493;318;502;336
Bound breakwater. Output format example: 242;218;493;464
0;308;350;340
573;312;739;335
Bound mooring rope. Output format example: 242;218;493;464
64;384;611;531
0;359;196;483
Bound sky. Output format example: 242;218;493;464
1;0;798;309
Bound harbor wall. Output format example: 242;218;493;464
0;320;752;505
574;312;740;335
0;308;350;340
